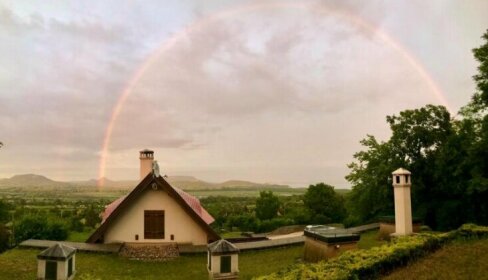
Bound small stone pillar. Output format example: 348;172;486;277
37;243;76;280
392;168;413;236
207;239;239;280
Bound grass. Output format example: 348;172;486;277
0;245;303;280
382;238;488;280
67;230;94;242
220;231;244;238
357;230;387;249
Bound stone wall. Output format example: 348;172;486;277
119;243;179;261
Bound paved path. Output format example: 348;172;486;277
345;223;380;233
19;239;122;253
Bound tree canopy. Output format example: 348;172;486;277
304;183;346;224
255;191;280;220
345;29;488;230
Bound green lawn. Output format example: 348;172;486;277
382;239;488;280
67;230;95;242
357;230;387;249
0;245;303;280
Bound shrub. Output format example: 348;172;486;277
257;218;294;233
255;224;488;280
0;224;10;253
13;216;68;243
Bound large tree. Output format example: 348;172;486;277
346;29;488;229
346;105;454;228
255;191;280;220
304;183;346;224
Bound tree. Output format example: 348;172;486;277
0;224;9;253
0;200;11;223
255;191;280;220
83;205;101;228
471;29;488;108
346;105;454;228
13;216;68;243
303;183;346;224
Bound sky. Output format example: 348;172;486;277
0;0;487;187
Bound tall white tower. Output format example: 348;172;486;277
392;168;413;236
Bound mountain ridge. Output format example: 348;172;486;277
0;174;291;190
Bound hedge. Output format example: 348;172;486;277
255;224;488;280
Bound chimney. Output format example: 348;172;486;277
391;168;413;236
139;149;154;181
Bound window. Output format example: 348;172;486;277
396;176;400;184
68;257;73;277
220;255;231;273
144;210;165;239
405;175;409;183
45;261;57;280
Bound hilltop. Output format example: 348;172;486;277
0;173;291;190
0;174;67;188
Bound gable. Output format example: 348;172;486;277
86;173;219;243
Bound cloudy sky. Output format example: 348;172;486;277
0;0;487;187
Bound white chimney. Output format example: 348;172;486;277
392;168;413;236
139;149;154;181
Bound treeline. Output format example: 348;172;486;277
345;29;488;230
202;183;346;234
0;199;105;253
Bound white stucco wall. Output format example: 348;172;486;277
393;184;413;235
208;254;239;278
103;188;209;245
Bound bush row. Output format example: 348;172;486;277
256;224;488;280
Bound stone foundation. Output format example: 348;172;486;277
379;222;421;240
119;243;179;261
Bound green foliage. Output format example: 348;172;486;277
256;191;281;220
383;238;488;280
304;183;346;224
256;224;488;280
0;224;10;253
13;216;68;243
345;104;488;230
83;205;102;228
0;200;11;223
472;29;488;107
345;31;488;230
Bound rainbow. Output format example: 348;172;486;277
97;1;452;186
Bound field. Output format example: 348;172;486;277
0;186;312;202
0;245;303;280
383;238;488;280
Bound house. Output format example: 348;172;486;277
86;150;219;245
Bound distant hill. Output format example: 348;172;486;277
0;174;68;188
0;174;291;190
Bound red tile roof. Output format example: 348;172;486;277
101;185;214;225
87;174;219;243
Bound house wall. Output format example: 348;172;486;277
104;188;208;245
